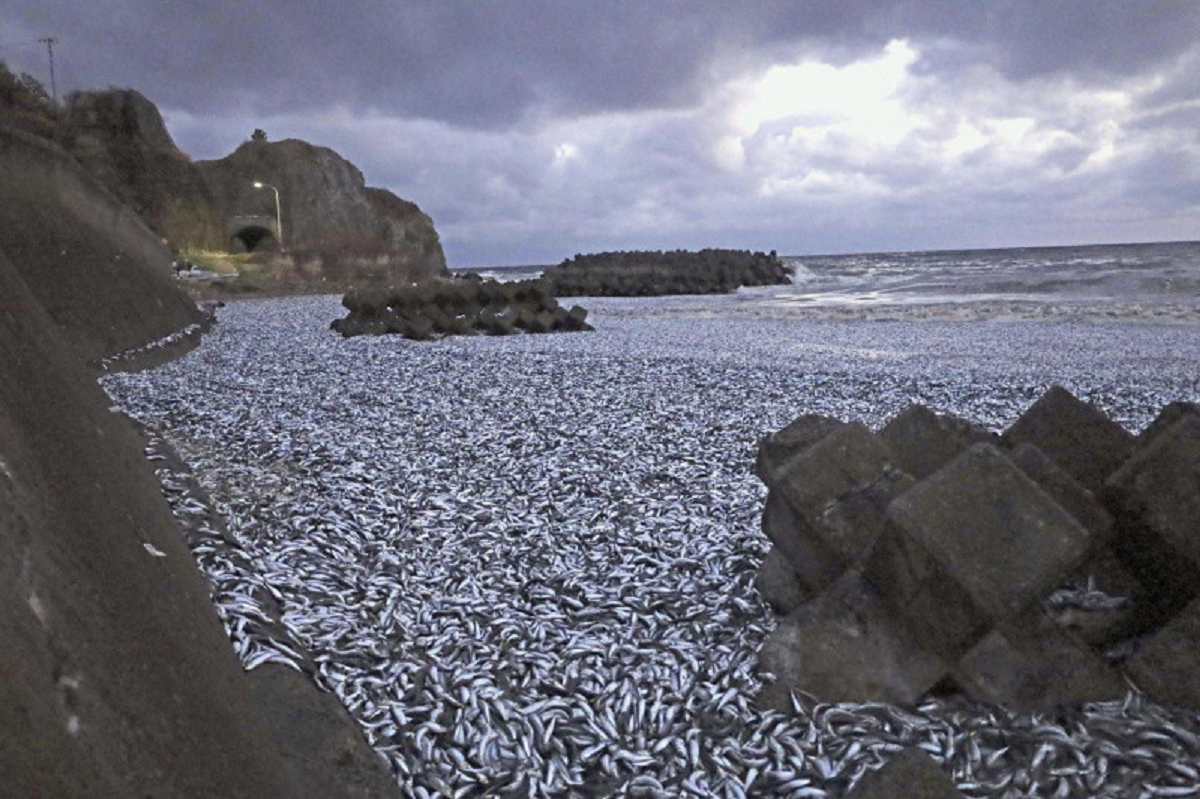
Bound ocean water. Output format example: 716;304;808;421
454;241;1200;318
782;240;1200;308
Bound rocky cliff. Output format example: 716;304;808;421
66;89;228;252
61;87;446;282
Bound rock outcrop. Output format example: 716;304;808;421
64;88;228;252
196;138;445;276
58;86;446;285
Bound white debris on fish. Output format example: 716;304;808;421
103;295;1200;798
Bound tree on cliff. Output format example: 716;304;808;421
0;61;59;138
251;128;268;142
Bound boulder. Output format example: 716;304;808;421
863;444;1095;659
879;405;997;481
757;572;946;710
844;748;965;799
1002;385;1134;495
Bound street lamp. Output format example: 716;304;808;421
252;181;284;250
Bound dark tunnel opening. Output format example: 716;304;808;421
231;226;278;253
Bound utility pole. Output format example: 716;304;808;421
37;37;57;104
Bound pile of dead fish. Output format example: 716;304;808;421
332;277;592;340
756;388;1200;794
101;297;1200;799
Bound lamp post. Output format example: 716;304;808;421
252;181;284;250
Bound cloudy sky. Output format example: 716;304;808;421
4;2;1199;265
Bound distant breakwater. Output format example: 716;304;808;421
542;249;791;296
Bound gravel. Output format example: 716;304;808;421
102;293;1200;798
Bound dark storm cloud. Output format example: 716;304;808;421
3;1;1198;263
6;1;1196;130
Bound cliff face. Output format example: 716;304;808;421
62;88;447;282
64;89;228;253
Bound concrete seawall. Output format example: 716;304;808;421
0;123;397;796
0;124;204;363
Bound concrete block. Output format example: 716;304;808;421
755;414;845;484
1105;415;1200;624
845;748;965;799
770;423;913;575
401;313;434;341
481;306;518;335
1138;401;1200;446
1107;415;1200;568
864;444;1095;659
1124;597;1200;711
954;607;1125;711
755;547;809;614
1008;442;1113;543
880;404;997;481
1002;385;1135;494
757;571;947;708
1047;547;1145;647
565;305;590;331
424;306;451;333
445;315;475;336
761;492;844;593
516;307;540;331
774;423;899;516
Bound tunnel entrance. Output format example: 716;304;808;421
230;225;278;253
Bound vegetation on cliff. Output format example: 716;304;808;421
0;62;59;139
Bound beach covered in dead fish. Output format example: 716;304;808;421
102;293;1200;798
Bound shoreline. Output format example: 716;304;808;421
583;293;1200;326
